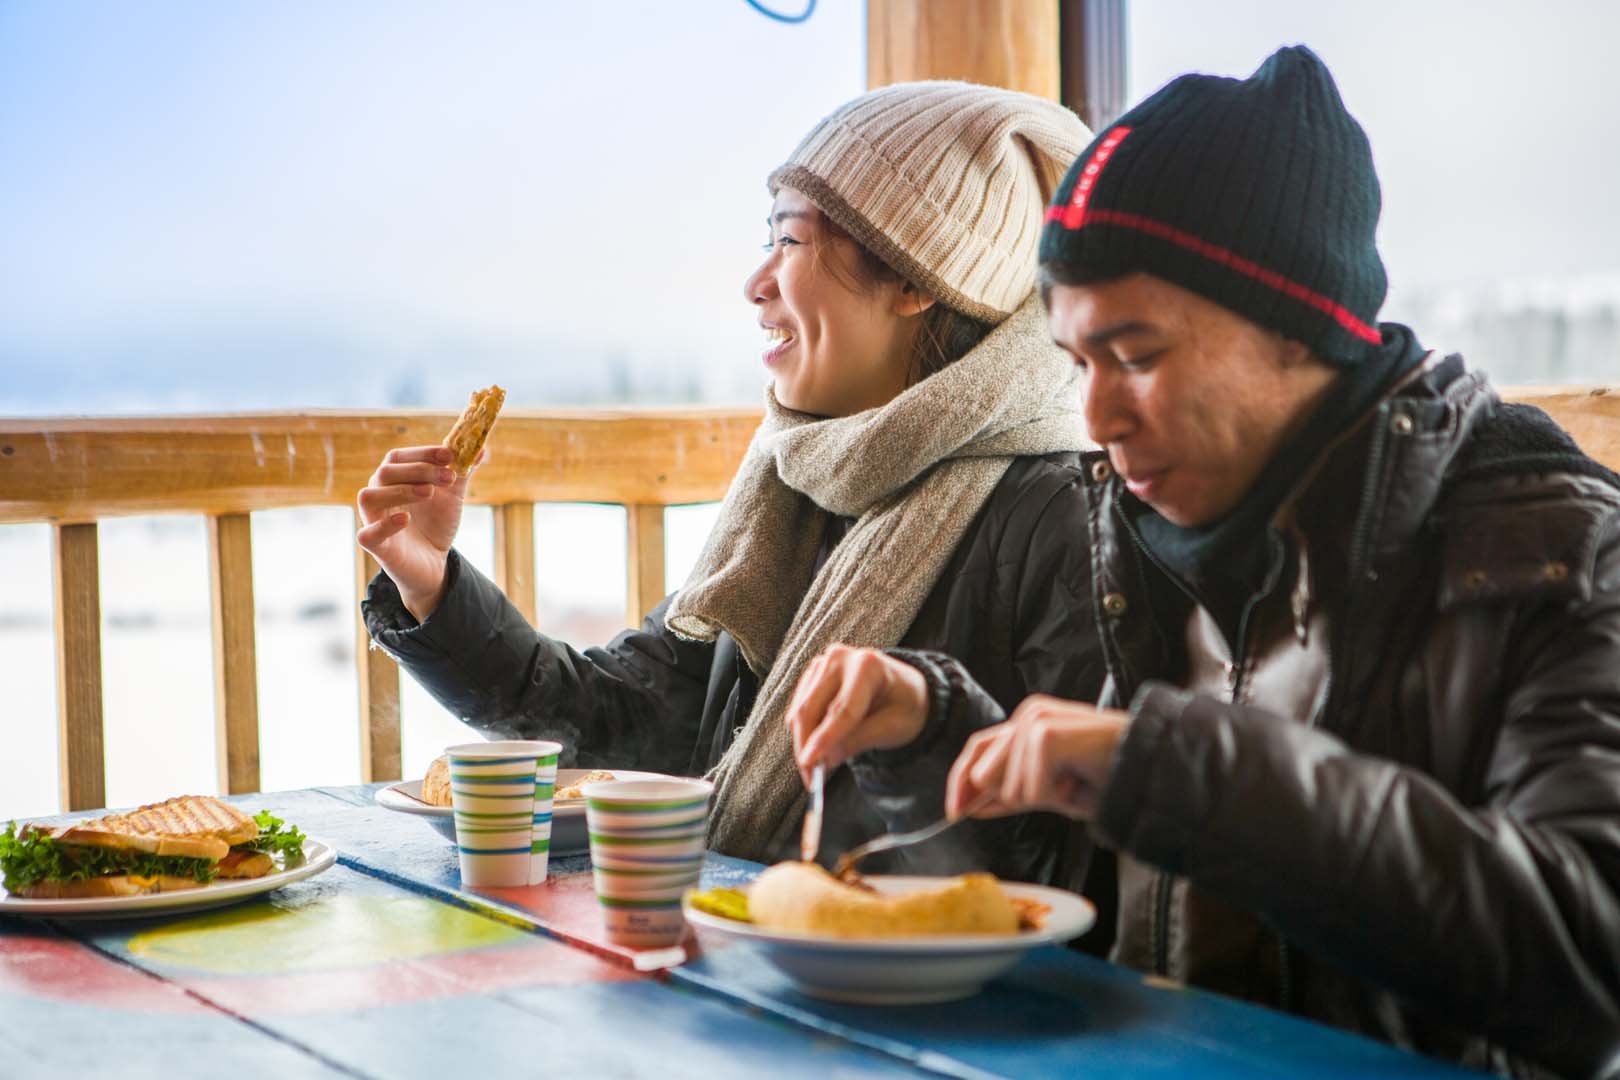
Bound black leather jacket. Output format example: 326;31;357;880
886;362;1620;1078
363;451;1106;879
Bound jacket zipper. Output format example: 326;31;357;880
1318;402;1394;727
1152;640;1256;977
1273;409;1396;1009
1278;936;1294;1012
1120;509;1284;979
1150;872;1171;975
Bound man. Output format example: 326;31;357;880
788;47;1620;1078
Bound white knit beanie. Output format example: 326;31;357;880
769;81;1092;324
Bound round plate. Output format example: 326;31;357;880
0;837;338;919
375;768;674;856
684;875;1095;1005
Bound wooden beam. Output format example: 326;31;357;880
494;502;538;626
52;523;105;811
1501;386;1620;473
0;408;760;526
208;512;261;794
625;504;666;631
867;0;1060;99
354;514;402;783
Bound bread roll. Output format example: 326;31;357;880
748;861;1019;938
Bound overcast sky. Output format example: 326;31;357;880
1130;0;1620;315
1;1;1615;413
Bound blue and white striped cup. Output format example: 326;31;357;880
582;778;713;947
446;740;562;888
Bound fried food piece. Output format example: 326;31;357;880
441;385;505;476
421;760;614;806
1011;896;1050;931
422;755;452;807
748;861;1020;938
556;770;616;801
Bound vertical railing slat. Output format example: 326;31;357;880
208;512;261;794
625;503;666;631
494;502;537;626
52;523;106;811
354;512;402;782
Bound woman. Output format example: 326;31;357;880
357;81;1102;876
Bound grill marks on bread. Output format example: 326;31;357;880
54;795;259;860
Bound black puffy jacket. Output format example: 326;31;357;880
883;360;1620;1078
363;451;1107;881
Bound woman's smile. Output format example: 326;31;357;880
762;325;796;368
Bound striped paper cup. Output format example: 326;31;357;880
446;739;562;887
582;778;713;947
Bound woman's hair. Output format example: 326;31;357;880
816;217;994;386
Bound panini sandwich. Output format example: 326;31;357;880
0;795;306;899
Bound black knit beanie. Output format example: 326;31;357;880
1039;46;1387;366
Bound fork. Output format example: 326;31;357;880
800;762;825;864
832;790;997;882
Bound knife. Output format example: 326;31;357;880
800;761;825;864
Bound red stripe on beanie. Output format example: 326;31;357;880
1044;204;1382;345
1063;127;1132;217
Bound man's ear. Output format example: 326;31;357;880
1276;336;1318;370
892;280;937;319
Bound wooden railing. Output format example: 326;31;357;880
0;409;759;809
2;388;1616;811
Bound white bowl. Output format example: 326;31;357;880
684;875;1095;1005
375;768;672;856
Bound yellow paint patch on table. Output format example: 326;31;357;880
128;894;525;975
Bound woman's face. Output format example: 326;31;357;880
742;188;932;417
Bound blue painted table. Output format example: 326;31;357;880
0;785;1485;1079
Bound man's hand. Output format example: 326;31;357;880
945;695;1131;820
786;645;930;786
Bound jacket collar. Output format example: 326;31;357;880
1357;355;1495;562
1082;351;1498;701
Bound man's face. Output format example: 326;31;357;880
1046;273;1339;527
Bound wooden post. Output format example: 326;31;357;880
208;512;261;794
52;523;105;811
867;0;1061;99
494;502;537;626
625;503;666;631
354;512;402;783
1059;0;1129;130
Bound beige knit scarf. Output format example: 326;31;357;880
665;295;1088;861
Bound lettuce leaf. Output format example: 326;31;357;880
0;821;218;891
240;810;306;865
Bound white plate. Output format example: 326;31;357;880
375;769;674;856
0;837;338;919
685;875;1095;1005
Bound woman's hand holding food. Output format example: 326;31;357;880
355;445;479;622
787;645;930;785
945;696;1131;821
